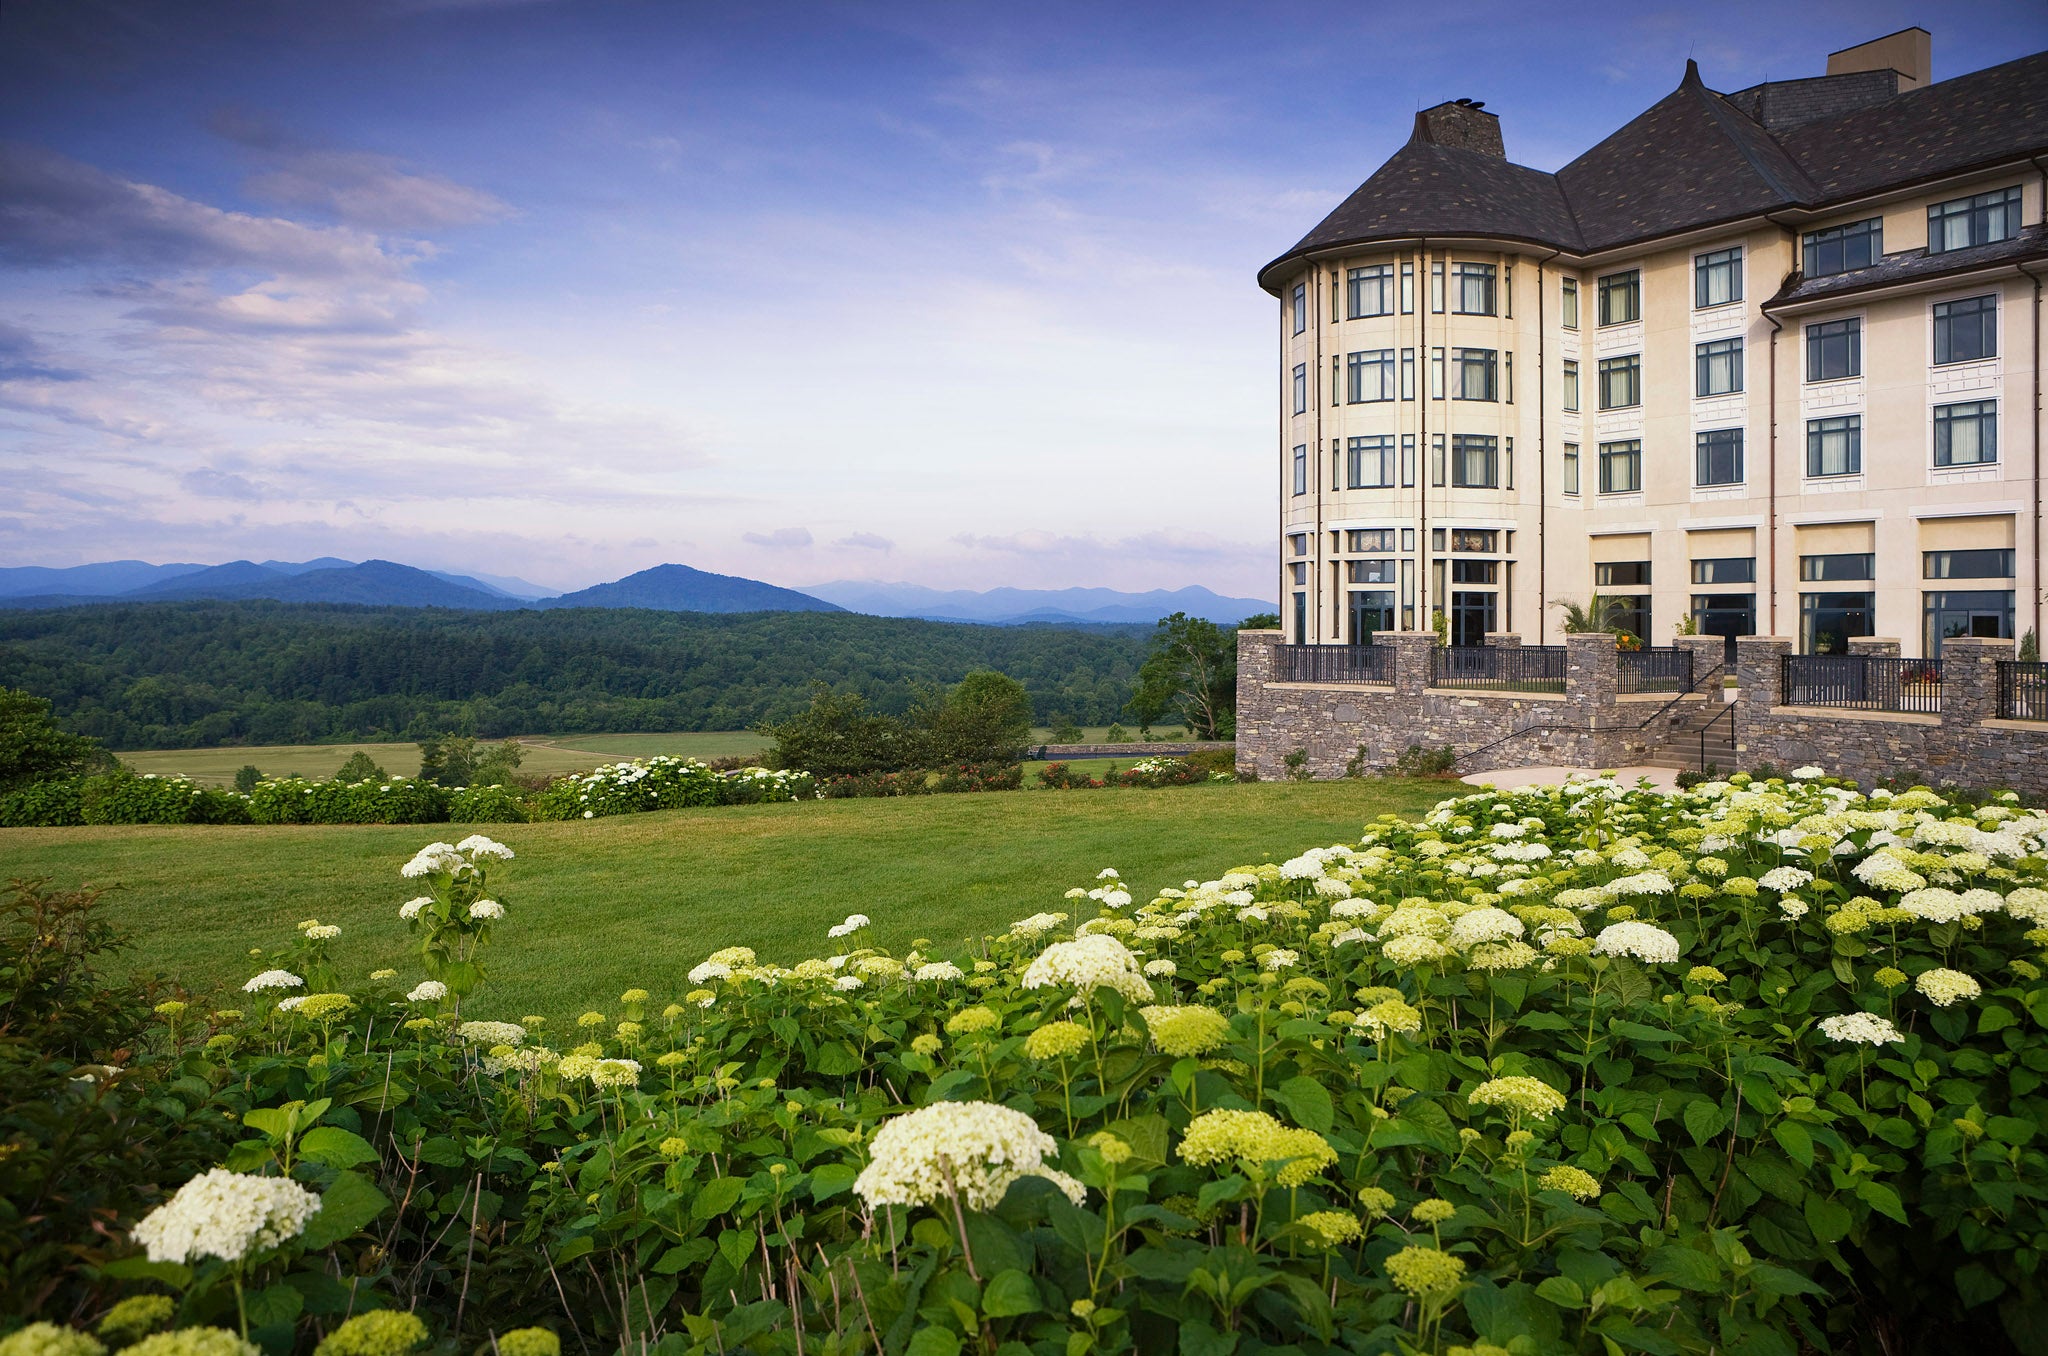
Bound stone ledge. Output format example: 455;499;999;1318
1261;681;1396;691
1615;692;1704;704
1979;719;2048;735
1768;705;1941;726
1422;687;1568;701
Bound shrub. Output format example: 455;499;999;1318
446;784;529;823
528;756;719;819
246;776;448;825
0;776;86;827
712;767;816;805
1103;723;1131;742
1393;743;1458;776
1112;756;1207;788
1047;714;1084;744
1179;748;1236;778
929;762;1024;794
818;768;934;798
232;765;262;793
78;771;249;826
1282;748;1311;781
1037;761;1104;790
333;751;387;783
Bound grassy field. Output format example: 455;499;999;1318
3;779;1450;1024
120;732;773;785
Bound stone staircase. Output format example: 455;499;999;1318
1640;695;1738;772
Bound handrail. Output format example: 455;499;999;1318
1697;702;1735;773
1454;652;1727;770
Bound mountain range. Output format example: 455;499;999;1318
0;558;1271;625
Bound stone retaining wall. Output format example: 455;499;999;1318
1028;742;1234;759
1734;635;2048;795
1236;631;1724;780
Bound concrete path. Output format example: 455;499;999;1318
1459;765;1683;792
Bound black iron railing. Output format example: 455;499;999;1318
1698;701;1735;773
1781;654;1943;713
1273;644;1392;684
1997;660;2048;721
1430;645;1567;692
1618;647;1695;694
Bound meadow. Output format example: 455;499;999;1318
1;777;1448;1022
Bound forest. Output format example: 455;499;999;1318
0;601;1149;748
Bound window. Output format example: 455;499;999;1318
1430;259;1445;313
1288;533;1309;557
1801;591;1874;654
1400;349;1416;400
1695;429;1744;486
1597;270;1640;326
1597;355;1640;410
1401;434;1415;486
1694;246;1743;308
1290;284;1306;334
1925;549;2015;579
1400;260;1415;313
1692;594;1756;660
1691;557;1755;585
1347;265;1394;318
1345;529;1395;552
1450;559;1498;584
1288;562;1308;585
1451;529;1497;552
1291;363;1306;414
1805;416;1861;477
1401;528;1415;552
1346;559;1396;584
1560;277;1579;330
1805;318;1861;382
1934;400;1998;467
1292;592;1306;645
1933;295;1997;365
1345;349;1395;403
1924;589;2014;655
1929;187;2023;254
1452;348;1497;401
1695;338;1743;396
1562;443;1580;495
1598;439;1641;494
1450;435;1498;488
1346;435;1395;488
1561;360;1579;412
1802;218;1881;277
1291;445;1307;495
1800;553;1873;582
1453;262;1496;315
1595;561;1651;588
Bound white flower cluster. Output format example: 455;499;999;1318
1020;933;1154;1004
827;913;870;938
1818;1012;1904;1046
1758;867;1814;892
457;1020;527;1047
242;970;303;993
407;980;448;1002
456;834;514;859
401;842;467;879
131;1168;322;1264
853;1101;1081;1212
1590;921;1682;963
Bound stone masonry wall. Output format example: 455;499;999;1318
1236;631;1725;780
1734;635;2048;796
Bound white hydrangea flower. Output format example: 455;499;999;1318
1606;872;1674;897
1899;888;1966;923
1818;1012;1903;1046
455;834;514;859
1915;968;1981;1007
457;1020;527;1047
1009;912;1069;938
1020;934;1154;1004
2004;888;2048;924
1447;907;1524;950
854;1101;1068;1212
242;970;303;993
1792;767;1825;779
1759;867;1813;892
1262;949;1299;970
131;1168;322;1264
468;900;504;920
277;996;307;1012
1144;958;1177;977
687;961;732;985
833;975;863;991
399;897;431;919
302;924;340;941
407;980;448;1002
401;843;464;878
828;913;871;938
913;962;965;982
1590;921;1681;963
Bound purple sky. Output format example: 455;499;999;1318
2;1;2043;595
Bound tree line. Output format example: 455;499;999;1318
0;601;1151;749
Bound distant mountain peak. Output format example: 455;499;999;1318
541;563;842;614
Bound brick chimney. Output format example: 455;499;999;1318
1827;27;1931;90
1411;99;1504;158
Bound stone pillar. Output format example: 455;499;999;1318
1484;632;1522;649
1564;633;1618;715
1939;636;2013;728
1383;632;1438;698
1848;637;1902;658
1735;636;1793;707
1675;634;1726;689
1233;630;1281;779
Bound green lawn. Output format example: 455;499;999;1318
3;779;1449;1025
119;732;773;785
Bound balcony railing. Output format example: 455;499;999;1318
1273;644;1392;685
1430;645;1567;693
1781;654;1943;714
1997;660;2048;721
1618;647;1694;694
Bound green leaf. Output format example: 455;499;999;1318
552;1235;595;1266
1271;1076;1334;1133
101;1257;191;1289
1856;1180;1908;1224
981;1269;1041;1318
1746;1263;1827;1298
298;1126;378;1171
809;1163;858;1202
242;1107;292;1141
1535;1276;1586;1310
1978;1005;2018;1035
651;1240;714;1275
1178;1320;1239;1356
299;1170;390;1251
244;1282;303;1328
811;1041;863;1076
1772;1122;1814;1169
1684;1100;1729;1147
1644;1244;1722;1292
1986;1115;2037;1146
691;1175;746;1220
1606;957;1653;1008
1609;1020;1680;1044
1804;1194;1852;1245
1955;1263;2008;1308
906;1326;963;1356
414;1136;463;1167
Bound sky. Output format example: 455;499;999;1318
2;1;2044;597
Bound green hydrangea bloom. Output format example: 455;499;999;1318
313;1310;429;1356
97;1296;176;1347
493;1333;560;1356
0;1323;106;1356
123;1330;260;1356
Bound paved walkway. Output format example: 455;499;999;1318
1459;765;1683;792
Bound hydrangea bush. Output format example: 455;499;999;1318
39;773;2048;1353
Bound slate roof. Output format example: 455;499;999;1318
1765;223;2048;309
1259;49;2048;293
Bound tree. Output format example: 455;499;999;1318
1126;613;1237;741
1551;596;1629;634
418;734;478;787
1240;612;1281;631
912;670;1032;766
1047;714;1084;745
333;751;387;783
760;686;910;778
471;740;525;786
0;688;111;792
233;765;262;793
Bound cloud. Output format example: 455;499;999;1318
742;526;814;550
832;531;894;552
180;467;278;501
0;321;83;382
211;109;512;230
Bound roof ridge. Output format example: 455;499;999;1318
1680;66;1813;204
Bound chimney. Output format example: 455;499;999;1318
1827;27;1931;91
1411;99;1504;158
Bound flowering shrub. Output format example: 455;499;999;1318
39;772;2048;1352
445;783;528;823
0;772;250;827
528;756;720;819
928;761;1025;794
246;777;447;825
